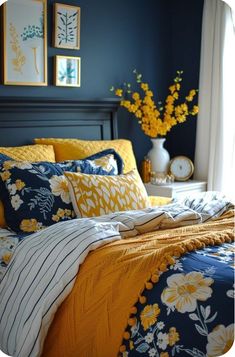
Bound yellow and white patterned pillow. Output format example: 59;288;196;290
65;170;150;218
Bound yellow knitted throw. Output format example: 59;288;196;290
42;211;234;357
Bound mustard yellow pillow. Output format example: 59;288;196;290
65;170;150;218
34;138;136;173
0;145;55;162
0;145;55;228
149;196;172;206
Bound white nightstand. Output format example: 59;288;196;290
145;180;207;198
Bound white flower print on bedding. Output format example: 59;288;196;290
7;183;17;195
11;194;23;210
161;272;214;313
206;324;234;356
145;333;154;343
157;332;169;350
49;175;71;204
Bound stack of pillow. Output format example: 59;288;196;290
0;140;151;234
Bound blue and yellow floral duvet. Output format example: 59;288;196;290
122;243;234;357
0;229;21;282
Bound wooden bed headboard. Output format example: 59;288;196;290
0;97;120;146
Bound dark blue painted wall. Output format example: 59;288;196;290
166;0;204;164
0;0;204;166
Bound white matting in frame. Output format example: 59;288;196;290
3;0;47;86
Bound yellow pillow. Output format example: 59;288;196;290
149;196;172;206
0;145;55;162
65;170;150;218
0;145;55;228
34;138;137;173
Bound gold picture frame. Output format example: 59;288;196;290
3;0;47;86
54;55;81;87
53;3;80;50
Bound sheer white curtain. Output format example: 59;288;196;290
194;0;235;201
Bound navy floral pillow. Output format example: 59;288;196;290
0;149;123;233
0;153;12;162
60;148;123;175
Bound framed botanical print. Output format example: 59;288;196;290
54;55;81;87
3;0;47;86
53;3;80;49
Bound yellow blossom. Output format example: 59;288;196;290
129;340;134;350
3;161;13;170
129;104;138;113
176;83;181;90
0;171;11;181
160;353;169;357
165;104;174;115
15;179;25;191
169;85;176;94
181;103;188;112
20;219;41;233
190;89;196;96
192;105;199;115
2;251;12;264
135;110;142;118
132;92;140;101
57;208;65;218
186;95;193;101
140;304;160;330
177;115;186;123
168;327;180;346
146;90;153;97
64;209;72;216
120;100;131;109
115;89;123;97
143;96;154;106
141;83;149;91
112;71;199;138
173;92;179;99
166;95;174;104
135;99;142;107
52;215;60;222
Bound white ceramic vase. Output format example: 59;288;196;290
148;138;170;173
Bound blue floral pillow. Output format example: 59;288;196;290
60;148;123;175
0;149;123;233
0;153;12;162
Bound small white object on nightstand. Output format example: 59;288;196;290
145;180;207;198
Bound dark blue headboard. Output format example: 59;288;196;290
0;97;120;146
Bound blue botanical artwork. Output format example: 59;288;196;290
20;12;44;75
21;15;44;41
56;56;80;87
59;60;76;82
55;4;80;49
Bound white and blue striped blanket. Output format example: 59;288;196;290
0;192;233;357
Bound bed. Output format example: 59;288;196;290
0;98;234;357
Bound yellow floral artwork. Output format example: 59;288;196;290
9;23;26;74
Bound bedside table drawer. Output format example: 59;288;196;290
145;180;207;198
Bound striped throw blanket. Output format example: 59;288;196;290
0;192;233;357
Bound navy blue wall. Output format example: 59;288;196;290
166;0;204;164
0;0;204;166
